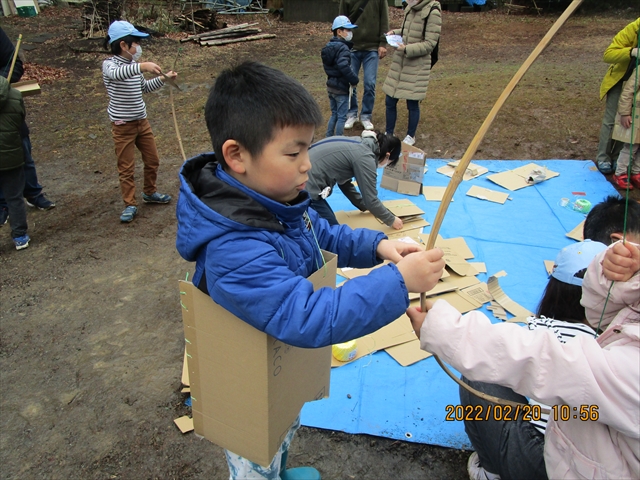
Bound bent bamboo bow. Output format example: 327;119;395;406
422;0;584;411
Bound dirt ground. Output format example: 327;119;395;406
0;6;638;480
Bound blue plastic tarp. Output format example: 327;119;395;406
300;159;617;450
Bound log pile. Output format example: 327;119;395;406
180;22;275;46
175;8;218;34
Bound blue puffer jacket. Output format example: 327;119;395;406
321;37;360;95
176;153;410;348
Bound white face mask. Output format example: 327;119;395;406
131;45;142;62
344;31;353;42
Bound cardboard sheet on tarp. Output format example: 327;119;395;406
437;160;488;181
466;185;510;204
566;220;585;241
301;160;617;450
335;204;429;237
181;251;335;467
487;163;560;191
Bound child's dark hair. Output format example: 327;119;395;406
583;195;640;245
205;61;323;166
376;132;401;168
103;34;137;54
536;275;586;323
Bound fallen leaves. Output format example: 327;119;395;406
22;62;70;84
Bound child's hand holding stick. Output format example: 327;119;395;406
603;241;640;282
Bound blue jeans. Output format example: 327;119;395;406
0;166;27;238
0;135;43;208
385;95;420;137
326;92;349;137
596;81;623;168
348;50;379;122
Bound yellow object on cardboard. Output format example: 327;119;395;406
466;185;510;204
179;252;335;467
437;160;488;181
380;144;427;196
566;220;585;241
487;163;559;191
331;314;417;367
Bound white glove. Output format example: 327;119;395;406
632;47;638;57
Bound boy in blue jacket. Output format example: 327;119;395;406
322;16;360;137
175;61;444;480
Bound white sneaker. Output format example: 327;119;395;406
344;117;358;129
467;452;501;480
361;119;374;130
403;135;415;146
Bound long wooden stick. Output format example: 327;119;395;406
170;50;186;162
421;0;584;409
421;0;584;310
7;34;22;83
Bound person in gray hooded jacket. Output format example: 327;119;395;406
307;130;403;228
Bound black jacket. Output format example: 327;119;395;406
321;37;359;95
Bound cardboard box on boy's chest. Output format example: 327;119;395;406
179;252;335;467
380;144;427;196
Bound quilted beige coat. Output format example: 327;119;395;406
611;65;640;145
382;0;441;101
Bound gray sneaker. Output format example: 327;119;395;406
142;192;172;204
120;205;138;223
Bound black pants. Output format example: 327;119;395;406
459;377;548;480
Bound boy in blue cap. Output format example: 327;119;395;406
102;21;177;223
176;61;445;479
322;15;360;137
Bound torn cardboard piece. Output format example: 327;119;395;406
487;301;508;320
487;163;559;191
469;262;487;273
487;275;534;319
437;160;488;181
385;339;431;367
381;144;427;196
428;289;483;313
466;185;510;204
423;186;454;202
382;199;426;223
461;282;492;304
335;200;429;238
544;260;554;275
419;235;475;260
180;252;335;467
174;415;194;433
566;220;585;241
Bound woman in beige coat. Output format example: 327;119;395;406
382;0;441;146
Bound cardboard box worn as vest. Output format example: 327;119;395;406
179;252;336;467
380;144;427;196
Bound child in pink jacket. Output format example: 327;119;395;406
408;238;640;479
